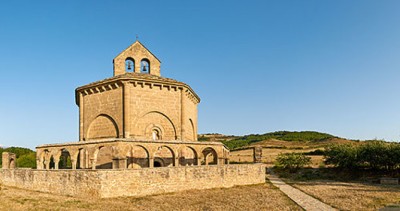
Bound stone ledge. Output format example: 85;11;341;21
36;138;227;148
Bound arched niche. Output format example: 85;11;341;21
87;114;119;140
136;112;177;140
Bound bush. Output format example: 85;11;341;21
324;144;359;169
17;152;36;168
275;153;311;171
324;141;400;170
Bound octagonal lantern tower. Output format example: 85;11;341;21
75;41;200;142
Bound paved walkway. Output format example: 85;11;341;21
266;170;337;211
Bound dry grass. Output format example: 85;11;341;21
292;180;400;210
229;138;354;166
0;183;301;211
230;148;325;168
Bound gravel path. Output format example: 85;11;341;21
266;171;337;211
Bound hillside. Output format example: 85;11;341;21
199;131;355;150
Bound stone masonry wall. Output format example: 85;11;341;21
0;169;102;197
83;87;123;140
129;83;182;140
0;164;265;198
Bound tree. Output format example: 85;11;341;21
275;153;311;171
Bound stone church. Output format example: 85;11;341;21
36;41;230;170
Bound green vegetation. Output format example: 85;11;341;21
198;136;210;142
275;153;311;172
325;141;400;170
223;131;336;150
0;147;36;168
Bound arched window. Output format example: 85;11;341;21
140;59;150;73
125;58;135;72
152;129;160;140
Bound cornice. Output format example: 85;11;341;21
74;74;201;105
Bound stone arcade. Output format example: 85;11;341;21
36;41;229;170
0;41;265;198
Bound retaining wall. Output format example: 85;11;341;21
0;164;265;198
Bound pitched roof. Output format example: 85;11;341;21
114;40;161;63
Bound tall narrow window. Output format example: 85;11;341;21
140;59;150;74
152;129;160;140
125;58;135;72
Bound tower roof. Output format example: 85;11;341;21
113;41;162;76
114;40;161;63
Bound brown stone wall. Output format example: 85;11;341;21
83;87;123;140
183;89;198;141
129;83;182;140
0;169;102;197
0;164;265;198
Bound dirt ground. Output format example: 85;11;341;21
0;182;301;211
292;180;400;210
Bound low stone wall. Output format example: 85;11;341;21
0;164;265;198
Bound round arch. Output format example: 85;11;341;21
201;147;218;165
135;111;177;140
153;145;175;167
125;57;135;72
127;145;150;168
87;114;119;140
59;149;72;169
189;119;196;141
179;146;198;166
94;146;113;169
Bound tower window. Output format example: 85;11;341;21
125;58;135;72
140;59;150;74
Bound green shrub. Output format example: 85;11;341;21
324;141;400;170
275;153;311;171
17;152;36;168
324;144;359;168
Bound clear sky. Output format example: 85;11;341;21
1;1;400;149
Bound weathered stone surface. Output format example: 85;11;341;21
0;164;265;198
253;147;262;163
2;152;16;169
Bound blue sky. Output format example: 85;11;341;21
1;1;400;149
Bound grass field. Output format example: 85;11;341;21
292;180;400;210
0;182;301;211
